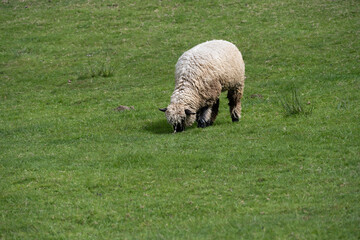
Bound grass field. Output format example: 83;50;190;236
1;0;359;239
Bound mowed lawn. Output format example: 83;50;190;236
0;0;359;239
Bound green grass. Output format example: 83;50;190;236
77;60;114;80
278;88;313;116
1;0;359;239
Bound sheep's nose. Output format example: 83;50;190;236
173;124;184;133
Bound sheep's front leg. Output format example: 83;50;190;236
210;98;220;124
197;98;220;128
227;87;244;122
196;106;213;128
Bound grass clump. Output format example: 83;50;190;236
279;88;313;116
78;61;114;80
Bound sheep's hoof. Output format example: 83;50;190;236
231;113;241;122
232;117;239;122
197;119;210;128
197;120;206;128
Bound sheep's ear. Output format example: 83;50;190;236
185;109;196;115
159;108;167;112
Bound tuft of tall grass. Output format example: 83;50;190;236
78;61;114;80
278;88;313;116
90;62;114;78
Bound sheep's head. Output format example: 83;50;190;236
159;104;196;133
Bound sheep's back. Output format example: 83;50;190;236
175;40;245;92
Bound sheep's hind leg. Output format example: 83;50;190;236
197;106;212;128
227;87;244;122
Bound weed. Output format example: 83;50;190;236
278;88;313;116
78;61;114;80
92;62;114;78
337;98;348;110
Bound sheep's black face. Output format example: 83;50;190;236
159;105;196;133
173;120;185;133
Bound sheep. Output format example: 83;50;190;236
159;40;245;133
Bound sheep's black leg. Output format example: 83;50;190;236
209;98;220;124
227;87;244;122
197;106;212;128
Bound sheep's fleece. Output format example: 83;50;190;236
160;40;245;133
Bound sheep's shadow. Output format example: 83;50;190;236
144;119;172;134
144;118;231;135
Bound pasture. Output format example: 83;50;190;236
0;0;359;239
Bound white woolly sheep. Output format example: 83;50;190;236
160;40;245;133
